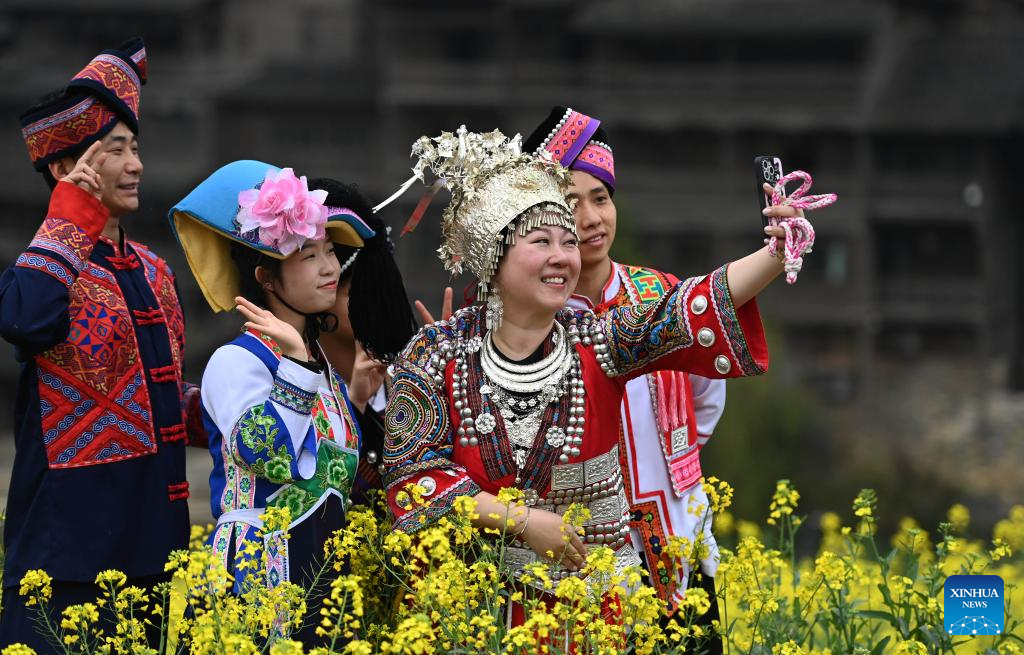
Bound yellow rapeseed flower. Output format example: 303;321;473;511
714;510;735;536
18;570;52;607
269;639;304;655
947;503;970;533
495;487;525;506
990;538;1013;561
95;568;128;588
767;479;800;526
772;640;807;655
892;639;928;655
704;476;735;513
995;505;1024;550
59;602;99;640
852;488;877;520
680;585;711;616
452;494;479;519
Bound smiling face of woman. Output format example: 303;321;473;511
266;238;341;315
491;224;581;323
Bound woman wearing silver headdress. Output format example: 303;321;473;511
379;127;810;625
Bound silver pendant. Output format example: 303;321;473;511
480;384;493;395
476;412;497;434
514;448;528;470
507;413;542;448
545;426;566;448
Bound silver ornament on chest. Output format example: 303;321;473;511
514;448;529;470
475;412;497;434
507;413;542;448
545;426;566;448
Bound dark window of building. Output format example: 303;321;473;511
614;128;721;169
608;34;721;66
734;34;865;66
874;135;978;175
797;236;850;287
873;221;979;278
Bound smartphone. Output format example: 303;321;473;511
754;155;784;227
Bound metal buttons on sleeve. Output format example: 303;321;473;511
697;327;716;347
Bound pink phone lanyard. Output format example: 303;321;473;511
766;170;838;284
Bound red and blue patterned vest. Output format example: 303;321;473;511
35;241;186;468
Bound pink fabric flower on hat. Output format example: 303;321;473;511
236;167;328;256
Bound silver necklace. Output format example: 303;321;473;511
480;324;568;394
453;312;605;503
483;322;566;375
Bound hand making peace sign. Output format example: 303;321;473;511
60;140;108;200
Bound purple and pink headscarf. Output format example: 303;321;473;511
523;106;616;192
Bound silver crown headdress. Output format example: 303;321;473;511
375;126;576;300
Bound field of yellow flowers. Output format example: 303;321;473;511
3;479;1022;655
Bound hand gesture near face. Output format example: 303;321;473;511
347;341;387;411
235;296;307;361
61;141;108;200
414;286;454;325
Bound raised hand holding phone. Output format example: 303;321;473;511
753;156;838;284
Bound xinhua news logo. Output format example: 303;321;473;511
944;574;1004;635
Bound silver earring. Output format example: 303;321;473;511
485;290;503;331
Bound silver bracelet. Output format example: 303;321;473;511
510;507;531;540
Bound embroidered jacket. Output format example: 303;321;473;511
0;182;196;585
203;329;361;591
569;262;727;609
382;267;767;599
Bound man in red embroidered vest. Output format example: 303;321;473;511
0;38;199;652
525;106;727;648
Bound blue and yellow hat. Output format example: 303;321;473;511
169;159;374;312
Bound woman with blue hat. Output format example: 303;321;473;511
169;160;377;643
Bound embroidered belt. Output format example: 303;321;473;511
266;439;359;525
216;441;358;591
214;507;291;589
215;507;267;530
503;445;636;591
505;543;643;593
549;445;619;490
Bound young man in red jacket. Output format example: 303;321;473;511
525;107;728;651
0;38;201;652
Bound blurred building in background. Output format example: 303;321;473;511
1;0;1022;526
